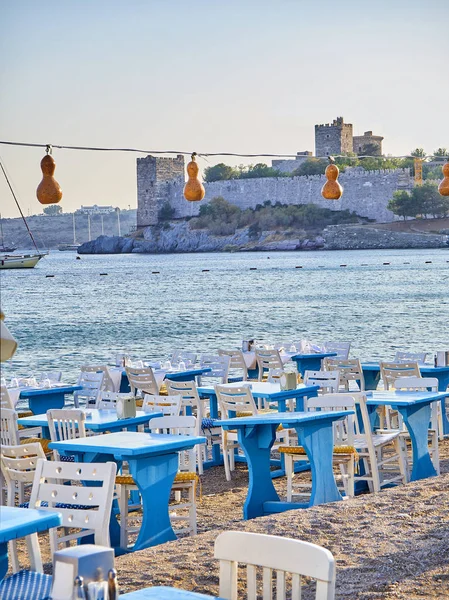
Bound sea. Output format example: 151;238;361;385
1;248;448;383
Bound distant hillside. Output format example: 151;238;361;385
1;210;137;249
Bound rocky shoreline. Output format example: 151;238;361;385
78;221;449;254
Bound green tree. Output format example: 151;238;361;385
411;148;426;158
43;205;62;215
158;201;175;221
413;182;449;218
239;163;285;179
292;158;327;177
433;148;448;159
387;190;418;220
358;142;382;157
204;163;239;182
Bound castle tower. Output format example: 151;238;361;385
353;131;384;156
136;155;185;227
315;117;353;157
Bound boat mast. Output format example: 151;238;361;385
73;212;77;244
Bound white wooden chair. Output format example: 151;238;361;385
255;348;283;381
80;365;116;391
214;531;336;600
393;376;440;473
379;362;421;428
142;394;182;416
165;380;207;474
73;370;104;408
29;458;116;554
96;390;138;409
198;354;230;386
1;385;16;410
324;341;351;360
394;351;427;364
280;394;358;500
116;416;200;548
47;409;86;460
0;408;50;457
0;443;47;574
323;358;365;391
125;365;159;397
218;349;248;382
304;370;340;395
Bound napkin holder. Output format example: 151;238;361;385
436;351;449;367
116;395;136;420
242;339;255;352
279;371;297;391
51;545;114;600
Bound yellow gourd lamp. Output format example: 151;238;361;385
438;161;449;197
183;153;205;202
36;145;63;205
321;160;343;200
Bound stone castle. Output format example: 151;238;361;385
137;118;407;228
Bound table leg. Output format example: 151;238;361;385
293;357;323;377
296;422;343;506
398;404;438;481
120;373;131;393
362;369;381;391
28;392;66;414
127;453;179;550
0;542;8;581
205;392;222;467
237;424;279;519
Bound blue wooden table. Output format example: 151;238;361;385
18;385;82;414
291;352;337;376
18;409;163;440
217;410;353;519
49;431;206;553
119;367;211;392
121;587;220;599
197;381;320;469
366;390;448;481
362;362;449;435
0;506;62;581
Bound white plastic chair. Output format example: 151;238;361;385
96;390;136;409
323;358;365;391
47;409;86;459
125;366;159;397
1;385;16;410
73;370;104;408
198;354;230;386
255;348;283;381
39;371;62;383
304;370;340;396
394;351;427;364
379;362;421;428
80;365;116;391
29;458;117;554
170;350;197;367
214;531;336;600
324;342;351;360
142;394;182;416
218;349;248;382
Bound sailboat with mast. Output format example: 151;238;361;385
0;160;47;269
58;213;80;251
0;214;17;253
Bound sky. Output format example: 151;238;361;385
1;0;448;218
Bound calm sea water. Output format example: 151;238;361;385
1;248;448;382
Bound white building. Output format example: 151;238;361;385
76;205;116;215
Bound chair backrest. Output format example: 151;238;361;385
1;443;46;505
307;393;356;446
170;351;197;367
255;348;283;381
324;341;351;360
165;380;205;428
148;415;197;473
0;408;20;446
380;362;421;390
39;371;63;383
74;370;104;407
323;358;365;391
0;385;15;409
304;370;340;395
80;365;115;391
215;385;258;418
142;394;182;416
47;409;86;459
125;366;159;396
394;351;427;364
214;531;336;600
218;349;248;381
29;458;117;553
96;391;133;409
393;376;438;392
199;354;230;385
267;368;284;383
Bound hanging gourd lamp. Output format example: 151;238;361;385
36;145;63;205
438;161;449;197
183;152;205;202
321;158;343;200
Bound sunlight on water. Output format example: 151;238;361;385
1;248;448;382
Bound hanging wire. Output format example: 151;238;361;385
0;158;41;254
0;139;446;161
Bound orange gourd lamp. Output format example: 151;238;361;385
36;146;63;205
321;163;343;200
183;153;205;202
438;162;449;197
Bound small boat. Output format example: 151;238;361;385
0;214;16;253
0;253;46;269
58;214;80;251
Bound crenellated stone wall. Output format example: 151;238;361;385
164;168;413;223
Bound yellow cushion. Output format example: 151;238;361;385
115;475;135;485
116;472;198;485
279;445;358;456
174;472;198;483
20;438;51;454
18;411;33;418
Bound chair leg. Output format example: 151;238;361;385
189;484;197;536
394;437;408;485
26;533;43;573
223;438;231;482
196;446;204;476
8;540;20;574
118;485;129;549
285;455;293;502
347;458;355;498
430;430;440;474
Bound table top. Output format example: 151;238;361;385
18;384;82;397
120;366;211;377
366;390;449;406
362;362;449;373
291;352;337;360
49;431;207;458
218;409;353;429
18;409;163;431
0;506;62;544
197;381;320;399
120;587;220;600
